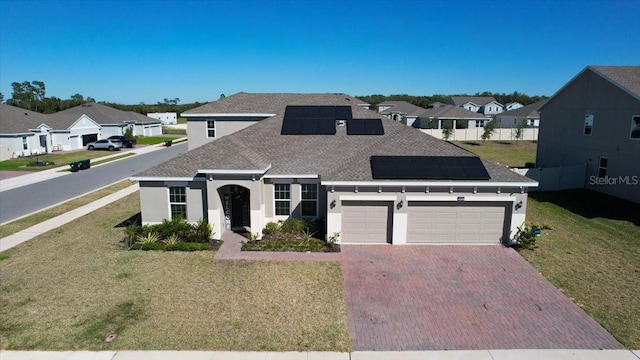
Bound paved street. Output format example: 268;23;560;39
341;245;623;351
0;142;187;223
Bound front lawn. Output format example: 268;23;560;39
0;151;115;171
0;193;350;351
522;189;640;348
454;140;537;167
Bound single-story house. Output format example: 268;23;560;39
182;92;369;151
377;101;429;127
536;65;640;203
54;103;162;138
494;100;545;128
133;93;537;245
413;104;492;129
0;104;102;158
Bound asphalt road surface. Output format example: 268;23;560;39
0;143;188;224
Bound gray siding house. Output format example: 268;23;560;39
536;66;640;203
133;93;537;245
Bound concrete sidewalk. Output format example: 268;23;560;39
0;184;139;252
0;139;185;193
0;349;638;359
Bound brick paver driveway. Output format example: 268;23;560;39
341;245;623;351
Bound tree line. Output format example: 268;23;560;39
1;81;205;115
356;91;547;109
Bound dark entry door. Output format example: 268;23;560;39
230;187;250;227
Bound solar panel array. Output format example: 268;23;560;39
281;105;352;135
346;118;385;135
370;156;491;180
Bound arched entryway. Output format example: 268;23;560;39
217;185;251;232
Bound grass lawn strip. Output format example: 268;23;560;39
522;190;640;348
0;180;134;238
453;140;537;167
0;151;120;172
0;193;350;351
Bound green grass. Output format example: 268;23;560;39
0;151;118;172
0;193;350;351
177;117;187;124
135;135;183;145
521;190;640;348
454;140;537;167
0;180;134;238
162;127;186;135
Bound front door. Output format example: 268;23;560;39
231;186;250;227
39;135;48;152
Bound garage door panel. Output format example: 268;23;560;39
407;201;509;244
342;201;392;243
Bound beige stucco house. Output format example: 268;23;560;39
133;93;537;245
536;65;640;203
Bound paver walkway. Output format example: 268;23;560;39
216;231;342;261
341;245;623;351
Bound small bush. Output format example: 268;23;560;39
263;221;280;235
280;218;308;233
136;232;160;245
512;224;541;250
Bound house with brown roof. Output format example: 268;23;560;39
376;101;428;127
133;92;538;245
536;65;640;203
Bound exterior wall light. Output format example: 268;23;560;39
396;200;403;210
515;201;523;210
330;199;336;209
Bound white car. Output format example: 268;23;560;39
87;139;122;151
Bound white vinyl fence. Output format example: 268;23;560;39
512;164;586;191
421;128;538;141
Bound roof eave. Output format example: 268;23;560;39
321;180;539;187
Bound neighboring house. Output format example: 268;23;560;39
536;65;640;203
0;105;52;160
182;92;370;150
133;93;537;245
505;102;524;111
55;103;162;138
494;100;545;128
0;104;102;157
377;101;429;127
147;112;178;124
413;104;492;129
448;96;505;117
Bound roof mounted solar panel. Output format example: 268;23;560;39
335;106;353;120
347;118;384;135
371;156;490;180
282;106;337;135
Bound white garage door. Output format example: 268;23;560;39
341;201;392;244
407;201;509;244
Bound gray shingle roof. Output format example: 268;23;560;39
53;103;161;125
448;96;497;106
499;100;546;118
0;104;50;133
589;66;640;100
183;92;371;115
378;101;428;117
418;105;488;119
137;93;533;184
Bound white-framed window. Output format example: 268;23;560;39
169;186;187;219
630;115;640;140
584;114;594;136
476;120;485;128
207;120;215;138
274;184;290;216
22;136;28;150
597;157;608;178
301;184;318;217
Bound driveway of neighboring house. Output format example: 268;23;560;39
341;245;623;351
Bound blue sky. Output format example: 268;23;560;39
1;0;638;104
